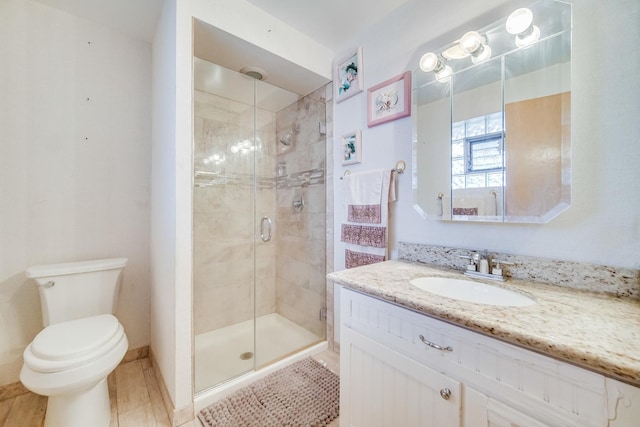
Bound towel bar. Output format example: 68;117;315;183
340;161;406;180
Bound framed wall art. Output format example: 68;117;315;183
341;130;362;165
335;47;363;103
367;71;412;127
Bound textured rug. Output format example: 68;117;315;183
198;357;339;427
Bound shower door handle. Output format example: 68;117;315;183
260;216;272;242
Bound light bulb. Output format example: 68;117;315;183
515;25;540;47
471;44;492;64
506;8;534;35
460;31;483;54
419;52;439;72
435;65;453;82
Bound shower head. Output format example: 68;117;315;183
239;66;267;81
279;132;293;146
279;126;300;147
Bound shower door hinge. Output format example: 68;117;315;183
319;307;327;321
319;121;326;136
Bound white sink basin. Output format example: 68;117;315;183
410;277;535;307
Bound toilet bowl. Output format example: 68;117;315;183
20;258;128;427
21;315;128;427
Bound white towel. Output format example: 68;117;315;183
341;169;397;268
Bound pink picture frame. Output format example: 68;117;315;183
367;71;412;127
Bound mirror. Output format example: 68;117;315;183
413;0;571;223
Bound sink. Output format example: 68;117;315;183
409;277;535;307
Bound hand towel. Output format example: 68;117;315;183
452;191;497;216
341;169;397;268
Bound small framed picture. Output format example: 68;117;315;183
367;71;412;127
341;130;362;165
335;48;363;103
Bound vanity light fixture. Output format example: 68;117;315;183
460;31;492;64
506;8;541;47
419;52;453;82
419;5;543;79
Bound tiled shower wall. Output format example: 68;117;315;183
275;86;328;339
193;84;330;338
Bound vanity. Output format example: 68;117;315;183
327;260;640;427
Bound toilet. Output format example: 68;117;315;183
20;258;129;427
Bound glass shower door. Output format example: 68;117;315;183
253;78;328;370
193;60;258;392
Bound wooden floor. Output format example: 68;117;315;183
0;350;340;427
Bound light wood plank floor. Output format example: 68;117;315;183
0;350;340;427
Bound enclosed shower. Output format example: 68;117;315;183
192;53;329;395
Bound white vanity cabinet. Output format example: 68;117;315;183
339;287;640;427
341;326;461;426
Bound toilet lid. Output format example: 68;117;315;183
25;314;124;373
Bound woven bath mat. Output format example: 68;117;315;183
198;357;339;427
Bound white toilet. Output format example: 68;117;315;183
20;258;129;427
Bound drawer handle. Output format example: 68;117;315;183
419;335;453;352
440;388;452;400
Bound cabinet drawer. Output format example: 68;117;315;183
340;288;608;427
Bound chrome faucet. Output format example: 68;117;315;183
457;250;486;271
458;250;512;281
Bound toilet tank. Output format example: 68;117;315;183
26;258;128;326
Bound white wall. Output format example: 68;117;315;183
0;0;151;386
333;0;640;270
150;0;180;413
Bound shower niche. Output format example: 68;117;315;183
191;48;330;393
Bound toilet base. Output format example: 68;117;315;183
44;378;111;427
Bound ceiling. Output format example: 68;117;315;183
244;0;410;51
193;19;331;98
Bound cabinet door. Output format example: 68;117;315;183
341;326;461;427
465;386;553;427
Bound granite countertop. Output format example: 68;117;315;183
327;260;640;387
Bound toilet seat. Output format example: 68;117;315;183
24;315;125;373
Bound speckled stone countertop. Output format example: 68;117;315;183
327;260;640;387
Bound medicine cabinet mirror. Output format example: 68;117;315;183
412;0;571;223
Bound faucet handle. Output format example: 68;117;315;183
458;252;479;271
490;259;514;277
457;251;481;262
